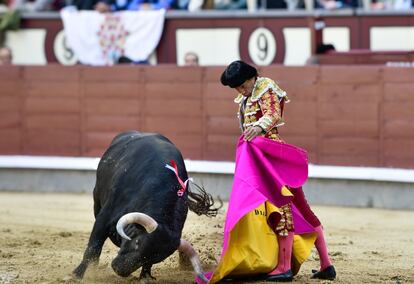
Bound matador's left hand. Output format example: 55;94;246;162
244;126;262;142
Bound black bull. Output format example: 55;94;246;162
73;131;218;281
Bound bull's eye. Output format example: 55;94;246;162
135;239;139;250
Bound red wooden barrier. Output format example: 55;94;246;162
1;65;413;168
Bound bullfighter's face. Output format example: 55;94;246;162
235;77;256;97
111;225;177;277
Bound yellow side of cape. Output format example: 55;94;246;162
209;202;316;284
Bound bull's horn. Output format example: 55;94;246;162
178;239;208;283
116;212;158;241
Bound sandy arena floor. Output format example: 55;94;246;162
0;192;413;284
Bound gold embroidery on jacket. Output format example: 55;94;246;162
276;203;294;236
234;77;288;141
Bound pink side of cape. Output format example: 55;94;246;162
222;136;313;254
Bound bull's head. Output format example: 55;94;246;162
111;212;176;277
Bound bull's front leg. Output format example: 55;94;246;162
73;219;109;279
178;239;208;283
139;264;155;284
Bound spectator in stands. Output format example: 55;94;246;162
214;0;246;9
10;0;65;11
94;0;175;12
306;43;336;65
316;43;336;54
254;0;305;10
370;0;411;9
257;0;287;9
174;0;191;9
0;45;12;65
316;0;359;9
187;0;251;11
116;55;149;64
70;0;102;10
186;0;293;10
184;51;199;66
392;0;411;9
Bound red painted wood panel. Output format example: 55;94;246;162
0;97;20;112
26;114;80;130
0;82;22;96
84;115;140;132
24;129;80;156
382;67;414;83
24;97;80;114
0;66;20;81
0;129;21;153
26;81;80;97
320;66;381;83
81;66;141;81
319;84;381;102
24;66;79;81
84;98;140;115
264;66;319;84
384;83;414;101
84;82;139;98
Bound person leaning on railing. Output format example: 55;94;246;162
315;0;359;9
69;0;102;10
8;0;66;11
370;0;413;9
93;0;175;12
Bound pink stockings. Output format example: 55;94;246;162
314;225;332;270
290;188;332;270
269;232;294;275
270;188;332;274
270;226;332;275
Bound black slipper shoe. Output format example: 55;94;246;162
264;269;293;282
311;265;336;280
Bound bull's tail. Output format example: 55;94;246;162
187;182;222;217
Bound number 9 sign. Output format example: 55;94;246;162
53;30;78;65
248;27;276;66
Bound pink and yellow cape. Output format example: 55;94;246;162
203;137;317;283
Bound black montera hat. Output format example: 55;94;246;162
220;60;258;88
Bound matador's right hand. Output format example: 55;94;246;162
243;126;262;142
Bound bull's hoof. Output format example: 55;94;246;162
138;275;156;284
139;273;156;283
139;278;150;284
139;270;156;284
62;274;80;283
72;265;85;279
